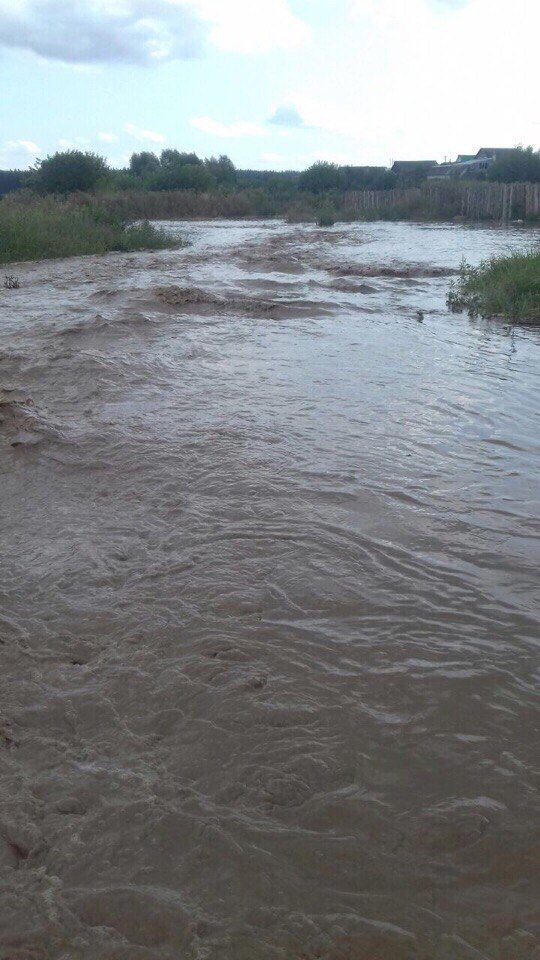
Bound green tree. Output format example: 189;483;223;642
299;161;345;193
0;169;24;196
160;149;202;169
105;169;141;191
146;164;215;192
341;166;396;190
129;152;160;178
487;146;540;183
31;150;109;194
205;154;237;186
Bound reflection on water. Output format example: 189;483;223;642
1;221;539;959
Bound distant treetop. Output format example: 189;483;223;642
31;150;108;194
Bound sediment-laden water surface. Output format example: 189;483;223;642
1;221;539;960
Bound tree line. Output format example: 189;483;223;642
1;146;540;199
2;150;398;195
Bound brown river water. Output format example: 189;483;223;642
1;221;539;960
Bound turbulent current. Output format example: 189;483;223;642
1;221;539;960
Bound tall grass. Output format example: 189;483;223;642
85;187;460;225
0;194;178;264
447;249;540;324
78;188;286;222
82;182;540;225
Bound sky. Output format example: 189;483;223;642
1;0;539;172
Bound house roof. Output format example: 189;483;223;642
391;161;437;172
428;156;496;179
343;165;387;172
476;148;515;159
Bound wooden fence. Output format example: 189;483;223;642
343;181;540;222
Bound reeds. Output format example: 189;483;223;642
0;195;178;264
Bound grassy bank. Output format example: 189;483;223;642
448;250;540;324
0;195;178;264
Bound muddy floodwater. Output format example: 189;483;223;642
1;221;539;960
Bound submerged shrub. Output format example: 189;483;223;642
447;250;540;324
317;206;337;227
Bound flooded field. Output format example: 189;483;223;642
1;221;539;960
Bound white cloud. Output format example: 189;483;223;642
0;138;40;167
190;116;268;138
108;153;132;169
0;0;309;66
0;0;206;65
269;105;306;128
192;0;310;53
58;138;74;149
285;0;540;164
98;132;117;143
124;123;166;143
5;138;40;153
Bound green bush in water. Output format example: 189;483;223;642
447;249;540;324
317;207;336;227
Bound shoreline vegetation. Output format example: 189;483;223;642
0;148;539;250
1;150;539;326
448;250;540;325
0;195;179;264
3;196;537;327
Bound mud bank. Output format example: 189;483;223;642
1;220;539;960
